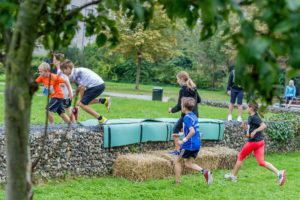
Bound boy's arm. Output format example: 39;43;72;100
178;127;195;145
250;122;267;138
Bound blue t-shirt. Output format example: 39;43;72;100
181;112;201;151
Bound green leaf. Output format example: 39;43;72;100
96;33;107;47
286;0;300;11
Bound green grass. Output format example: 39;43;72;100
0;94;276;124
105;81;229;101
1;153;298;200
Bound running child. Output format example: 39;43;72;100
224;102;286;186
52;53;76;122
173;97;213;186
60;59;111;124
168;71;201;155
36;62;72;123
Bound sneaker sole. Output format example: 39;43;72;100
207;171;213;185
280;171;286;186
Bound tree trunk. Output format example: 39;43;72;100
135;53;142;90
5;0;45;200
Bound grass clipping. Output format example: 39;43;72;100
113;153;172;182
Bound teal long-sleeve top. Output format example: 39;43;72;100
284;85;296;98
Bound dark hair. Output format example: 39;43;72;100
61;59;73;70
248;101;264;118
181;97;195;111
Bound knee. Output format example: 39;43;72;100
184;161;192;168
258;161;265;167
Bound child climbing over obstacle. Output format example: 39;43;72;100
224;102;286;186
168;71;201;155
60;59;111;124
173;97;213;186
36;62;72;123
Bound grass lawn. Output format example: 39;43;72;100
104;81;229;101
1;153;298;200
0;94;276;124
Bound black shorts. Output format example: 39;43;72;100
230;88;244;105
285;97;294;104
46;98;65;115
81;84;105;105
179;149;199;159
62;98;72;108
173;117;184;133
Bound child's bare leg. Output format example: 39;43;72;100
79;102;101;118
172;134;180;152
60;113;71;123
66;107;75;123
233;161;243;177
184;159;203;171
88;99;101;105
264;161;279;174
46;110;54;123
174;156;182;182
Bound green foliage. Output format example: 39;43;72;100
266;113;300;141
266;121;294;141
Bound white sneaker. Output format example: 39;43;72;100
224;173;237;182
228;115;232;121
277;170;286;186
237;116;242;122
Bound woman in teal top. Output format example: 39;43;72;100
284;80;296;108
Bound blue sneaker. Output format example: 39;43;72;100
169;150;179;155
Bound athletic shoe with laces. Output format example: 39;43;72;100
224;173;237;182
278;170;286;186
228;115;232;121
204;170;213;185
237;116;242;122
72;107;79;121
98;117;108;124
104;97;111;112
172;181;182;186
168;150;179;156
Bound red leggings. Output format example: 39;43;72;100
238;140;265;167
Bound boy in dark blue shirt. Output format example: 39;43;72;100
173;97;213;186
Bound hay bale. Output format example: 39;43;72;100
113;153;172;182
204;146;238;170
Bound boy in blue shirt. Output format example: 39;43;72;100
173;97;213;186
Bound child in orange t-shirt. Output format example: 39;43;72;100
36;62;72;123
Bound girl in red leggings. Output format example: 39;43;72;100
224;102;286;186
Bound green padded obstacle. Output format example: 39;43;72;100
103;123;141;149
79;118;225;148
198;119;225;140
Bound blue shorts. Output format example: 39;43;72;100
81;84;105;105
230;88;244;105
46;98;65;115
285;97;294;104
62;98;72;108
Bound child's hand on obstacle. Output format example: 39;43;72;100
168;108;172;113
241;122;247;129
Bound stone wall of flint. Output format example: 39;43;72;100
0;121;299;183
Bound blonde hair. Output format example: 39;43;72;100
38;62;51;72
176;71;196;90
182;97;195;111
61;59;74;70
289;80;294;85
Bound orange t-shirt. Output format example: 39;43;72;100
36;73;65;99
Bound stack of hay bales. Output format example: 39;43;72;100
113;154;172;182
113;146;238;182
204;146;238;170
